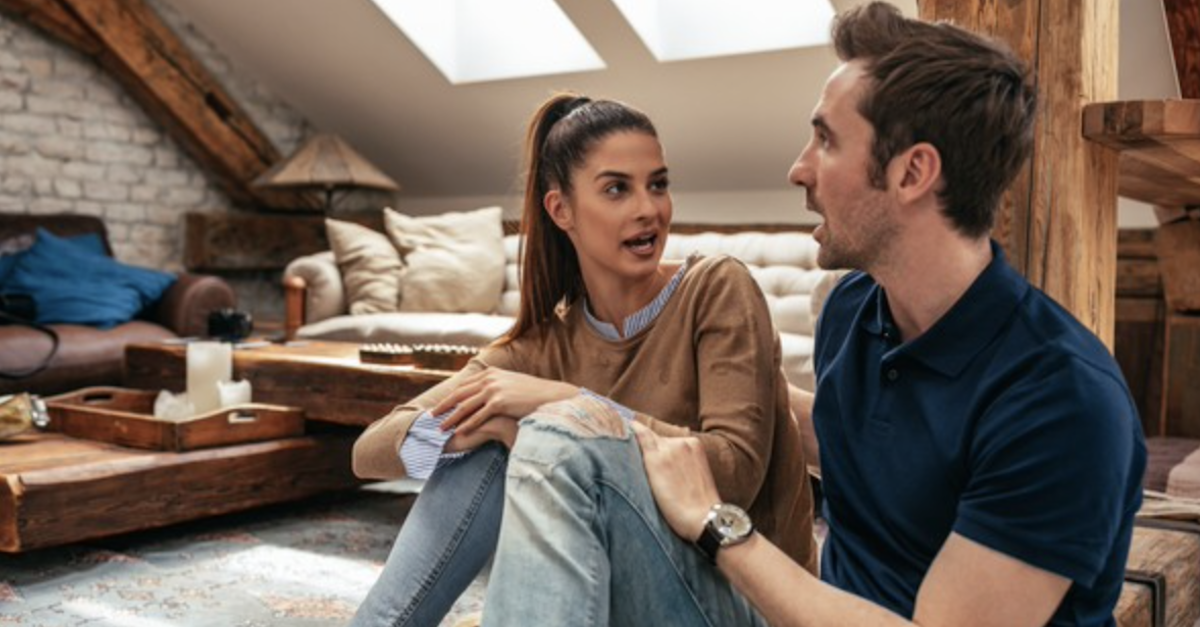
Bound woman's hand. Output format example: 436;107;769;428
433;367;579;435
445;416;519;452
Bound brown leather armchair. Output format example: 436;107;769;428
0;213;236;395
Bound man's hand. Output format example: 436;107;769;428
434;367;579;436
631;421;722;542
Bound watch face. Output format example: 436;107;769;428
713;504;752;541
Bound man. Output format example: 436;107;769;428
481;3;1145;626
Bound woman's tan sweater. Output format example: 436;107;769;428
352;255;816;571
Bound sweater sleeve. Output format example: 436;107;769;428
634;258;780;510
351;347;517;480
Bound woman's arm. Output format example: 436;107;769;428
634;258;784;508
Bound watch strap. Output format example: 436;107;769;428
696;523;722;563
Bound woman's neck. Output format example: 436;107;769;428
582;265;674;337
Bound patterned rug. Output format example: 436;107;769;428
0;482;487;626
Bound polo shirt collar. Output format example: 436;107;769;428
861;240;1028;378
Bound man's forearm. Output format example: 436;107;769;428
718;533;911;627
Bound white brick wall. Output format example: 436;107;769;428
0;0;314;320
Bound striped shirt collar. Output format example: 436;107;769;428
584;257;692;341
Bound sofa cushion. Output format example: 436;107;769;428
384;206;505;313
3;228;175;328
327;218;404;315
297;312;515;347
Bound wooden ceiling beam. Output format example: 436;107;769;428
1164;0;1200;99
0;0;100;55
0;0;318;210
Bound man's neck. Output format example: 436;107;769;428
873;231;992;344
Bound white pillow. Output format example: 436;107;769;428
326;218;405;315
383;206;505;313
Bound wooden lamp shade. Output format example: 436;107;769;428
252;133;400;210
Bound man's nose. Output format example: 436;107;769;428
788;153;812;189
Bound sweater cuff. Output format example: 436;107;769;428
399;409;455;480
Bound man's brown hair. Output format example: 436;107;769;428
832;2;1037;238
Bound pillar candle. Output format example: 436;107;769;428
187;341;232;414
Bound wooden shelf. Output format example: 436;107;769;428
1082;99;1200;207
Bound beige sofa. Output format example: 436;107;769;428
283;226;834;391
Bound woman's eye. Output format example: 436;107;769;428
603;182;626;196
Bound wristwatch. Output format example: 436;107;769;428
695;502;754;563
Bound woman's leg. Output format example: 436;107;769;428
351;443;508;627
481;396;766;627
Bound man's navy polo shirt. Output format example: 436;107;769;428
812;242;1146;626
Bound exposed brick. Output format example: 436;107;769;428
54;178;82;198
131;185;161;203
145;205;179;225
131;128;160;145
162;186;205;206
21;57;51;79
0;130;31;154
83;180;129;201
4;113;56;135
33;81;85;99
26;94;82;117
84;123;133;142
154;147;180;168
86;142;154;166
1;175;30;194
35;136;85;159
74;201;106;217
28;197;74;214
106;222;129;240
52;55;97;80
105;203;146;223
106;164;142;184
7;154;58;178
0;71;30;91
62;162;106;181
33;177;52;194
57;119;83;138
0;91;21;112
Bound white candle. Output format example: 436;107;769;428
187;341;232;414
217;379;252;408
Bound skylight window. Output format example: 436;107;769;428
610;0;835;62
371;0;605;85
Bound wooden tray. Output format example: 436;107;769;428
43;387;305;452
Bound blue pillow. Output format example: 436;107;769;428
1;232;104;288
4;228;176;328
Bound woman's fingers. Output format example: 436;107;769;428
453;401;500;435
439;392;488;431
432;374;486;415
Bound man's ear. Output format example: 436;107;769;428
893;142;942;204
543;189;574;231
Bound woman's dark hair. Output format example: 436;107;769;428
500;93;657;344
832;2;1037;237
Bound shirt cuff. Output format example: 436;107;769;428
579;388;636;423
399;408;456;480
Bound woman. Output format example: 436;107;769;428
350;94;815;626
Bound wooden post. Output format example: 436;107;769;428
918;0;1120;348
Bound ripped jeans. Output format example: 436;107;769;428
350;442;509;627
481;395;766;626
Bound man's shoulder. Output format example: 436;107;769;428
1006;287;1125;386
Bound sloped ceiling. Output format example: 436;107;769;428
166;0;1174;219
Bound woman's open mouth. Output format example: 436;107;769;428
623;232;658;255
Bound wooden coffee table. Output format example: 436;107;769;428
0;341;453;553
0;431;359;552
125;340;455;427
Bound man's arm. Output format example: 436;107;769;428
630;423;1071;627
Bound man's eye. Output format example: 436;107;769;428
650;178;670;192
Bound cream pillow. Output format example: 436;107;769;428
383;206;505;313
326;218;405;315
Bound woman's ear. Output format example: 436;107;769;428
544;188;574;231
893;142;942;205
